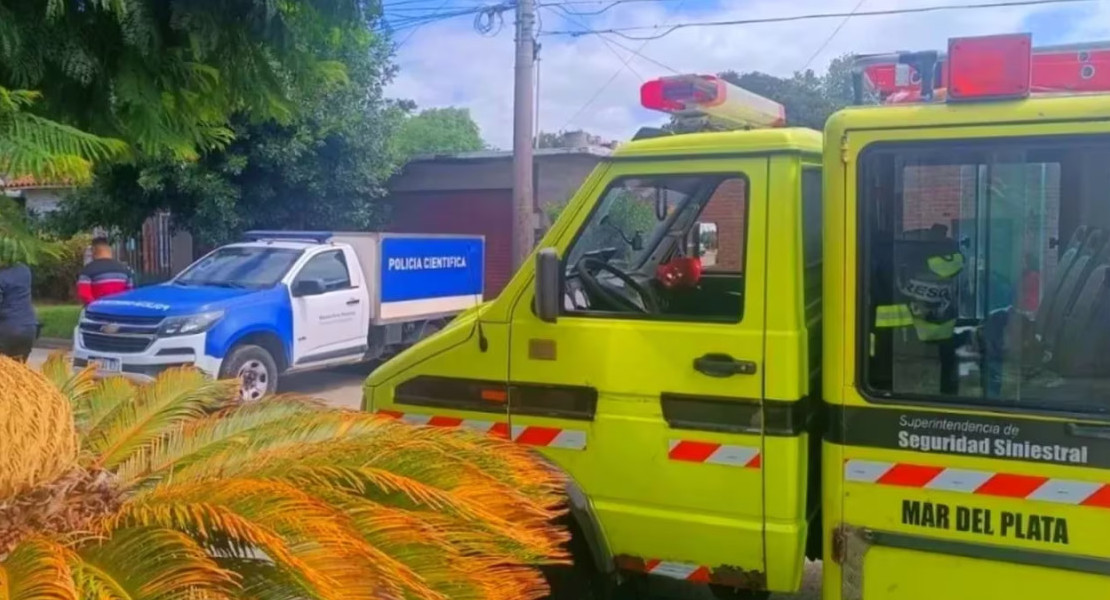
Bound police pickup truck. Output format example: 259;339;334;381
73;231;484;400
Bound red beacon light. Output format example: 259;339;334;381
859;33;1110;104
947;33;1032;101
640;74;786;129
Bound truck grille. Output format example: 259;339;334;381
84;312;165;327
79;313;162;354
82;332;153;353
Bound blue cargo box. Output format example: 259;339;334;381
330;233;485;325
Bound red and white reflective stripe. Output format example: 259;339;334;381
845;459;1110;508
668;439;761;469
643;559;712;582
376;410;587;450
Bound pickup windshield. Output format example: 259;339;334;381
176;247;302;289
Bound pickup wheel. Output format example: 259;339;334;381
221;345;278;402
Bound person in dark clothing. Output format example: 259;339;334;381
77;237;133;305
0;262;38;362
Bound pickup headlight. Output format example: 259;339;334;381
158;311;224;337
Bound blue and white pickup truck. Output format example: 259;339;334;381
72;231;484;400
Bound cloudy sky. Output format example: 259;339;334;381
383;0;1110;149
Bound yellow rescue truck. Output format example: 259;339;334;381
365;34;1110;599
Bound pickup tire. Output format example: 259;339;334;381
221;345;279;402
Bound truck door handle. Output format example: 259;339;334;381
693;353;757;377
1067;423;1110;440
346;298;361;306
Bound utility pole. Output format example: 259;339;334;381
511;0;536;271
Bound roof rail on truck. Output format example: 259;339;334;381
242;231;334;244
851;34;1110;104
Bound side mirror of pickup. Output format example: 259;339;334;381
534;248;561;323
292;278;327;297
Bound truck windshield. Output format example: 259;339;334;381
861;136;1110;414
565;175;706;271
176;247;302;289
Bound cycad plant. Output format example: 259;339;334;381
0;355;568;599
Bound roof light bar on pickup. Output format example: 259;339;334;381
640;74;786;129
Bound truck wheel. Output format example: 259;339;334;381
543;519;609;599
710;585;770;600
221;345;278;402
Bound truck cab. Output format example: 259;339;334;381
366;34;1110;600
75;232;483;400
367;122;824;596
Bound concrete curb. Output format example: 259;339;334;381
35;337;72;350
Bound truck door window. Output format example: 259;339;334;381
563;174;749;323
295;250;352;292
861;137;1110;415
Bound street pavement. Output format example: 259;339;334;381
25;348;821;600
28;348;368;409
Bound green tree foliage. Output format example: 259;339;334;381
0;0;374;158
394;107;485;158
48;13;401;247
672;55;857;133
0;88;126;183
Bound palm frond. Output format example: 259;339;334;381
39;353;97;410
86;368;234;470
0;537;77;600
214;557;306;600
114;397;323;487
113;478;421;600
72;527;237;600
76;378;138;446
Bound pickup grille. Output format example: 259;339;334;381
84;312;165;327
82;332;153;354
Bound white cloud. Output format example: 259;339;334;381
388;0;1110;149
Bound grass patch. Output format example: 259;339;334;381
36;304;82;339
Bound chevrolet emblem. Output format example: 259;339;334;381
100;323;121;334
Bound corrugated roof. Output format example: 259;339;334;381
0;175;73;190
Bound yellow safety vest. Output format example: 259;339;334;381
876;253;964;342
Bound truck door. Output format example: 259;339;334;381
836;131;1110;599
508;158;770;585
288;247;369;365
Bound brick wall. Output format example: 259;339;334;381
386;190;514;297
699;178;747;272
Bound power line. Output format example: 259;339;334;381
547;5;645;80
540;0;1095;40
537;0;688;6
555;0;688;131
393;0;455;45
536;0;684;16
800;0;866;72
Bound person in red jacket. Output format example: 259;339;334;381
77;238;133;305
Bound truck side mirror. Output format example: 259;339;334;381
534;248;561;323
292;278;326;297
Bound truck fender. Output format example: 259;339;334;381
217;328;291;372
565;476;614;576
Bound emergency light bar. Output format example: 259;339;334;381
856;34;1110;104
640;74;786;128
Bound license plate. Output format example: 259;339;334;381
88;357;122;373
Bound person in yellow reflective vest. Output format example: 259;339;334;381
876;225;965;394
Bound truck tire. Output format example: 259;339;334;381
221;345;279;402
710;585;771;600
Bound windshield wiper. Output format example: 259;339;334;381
183;280;249;289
